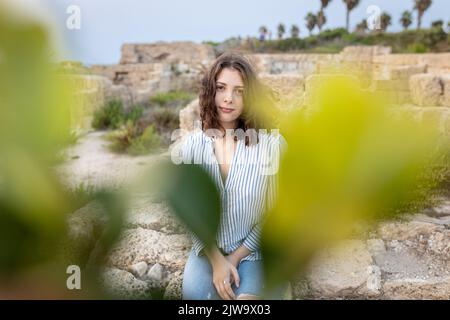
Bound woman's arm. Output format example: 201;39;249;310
226;245;251;267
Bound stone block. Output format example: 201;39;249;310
410;74;443;106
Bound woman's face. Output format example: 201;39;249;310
214;67;244;130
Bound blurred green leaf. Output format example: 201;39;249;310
151;161;221;249
261;76;447;291
0;5;126;298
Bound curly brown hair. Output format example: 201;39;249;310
199;51;278;146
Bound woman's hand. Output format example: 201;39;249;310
205;246;240;300
211;255;240;300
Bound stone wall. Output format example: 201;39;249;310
88;42;215;108
251;53;339;76
69;43;450;137
63;75;106;134
90;63;170;108
250;47;450;102
251;47;449;79
373;53;450;76
120;42;215;65
178;46;450;138
251;46;391;82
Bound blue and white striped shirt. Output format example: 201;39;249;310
177;129;287;262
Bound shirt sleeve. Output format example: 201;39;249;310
190;230;206;256
266;133;287;212
242;224;263;252
180;133;193;164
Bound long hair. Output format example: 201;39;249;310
199;51;278;146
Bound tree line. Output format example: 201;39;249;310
257;0;445;40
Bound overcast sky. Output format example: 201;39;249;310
39;0;450;65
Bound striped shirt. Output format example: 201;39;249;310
177;129;287;262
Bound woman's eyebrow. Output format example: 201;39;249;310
216;81;244;88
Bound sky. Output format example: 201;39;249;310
34;0;450;65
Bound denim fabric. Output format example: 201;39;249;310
182;250;289;300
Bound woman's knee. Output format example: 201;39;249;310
182;252;219;300
182;274;220;300
236;293;260;300
182;285;220;300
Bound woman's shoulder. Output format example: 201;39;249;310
181;129;206;147
175;130;206;164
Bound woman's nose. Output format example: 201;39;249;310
224;91;233;103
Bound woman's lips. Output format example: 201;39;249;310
219;107;234;113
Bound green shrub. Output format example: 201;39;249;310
92;100;125;130
276;38;302;51
66;182;97;211
304;45;342;53
105;120;135;153
317;28;348;41
149;90;195;107
92;101;144;130
382;143;450;217
223;27;449;54
67;131;79;145
106;120;161;155
125;104;144;124
128;124;161;155
304;36;319;47
151;107;180;133
56;61;92;75
202;40;220;47
407;42;428;53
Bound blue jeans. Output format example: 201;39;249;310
182;250;289;300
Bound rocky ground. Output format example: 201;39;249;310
56;130;168;189
60;131;450;300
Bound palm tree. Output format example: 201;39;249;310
290;24;300;38
431;20;443;29
317;10;327;32
305;13;317;36
320;0;332;8
355;19;367;33
258;25;268;41
342;0;360;32
414;0;432;30
317;0;332;31
400;11;413;30
277;23;286;39
380;12;392;32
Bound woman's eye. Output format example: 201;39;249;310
216;85;225;91
235;89;244;96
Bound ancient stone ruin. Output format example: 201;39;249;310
68;43;450;137
178;45;450;138
91;42;215;108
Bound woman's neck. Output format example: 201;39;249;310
219;121;237;135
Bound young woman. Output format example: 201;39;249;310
180;52;288;300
